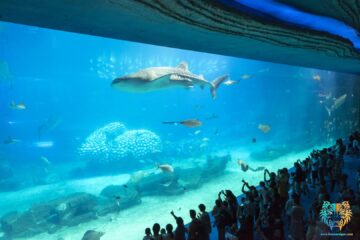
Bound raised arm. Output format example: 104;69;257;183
241;179;250;194
264;169;270;182
170;210;178;220
218;190;225;201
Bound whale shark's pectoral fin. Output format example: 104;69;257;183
170;75;193;86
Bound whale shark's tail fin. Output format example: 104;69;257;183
210;75;228;99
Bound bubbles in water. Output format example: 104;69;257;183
89;53;228;80
90;53;121;80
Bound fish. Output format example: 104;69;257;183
201;137;210;142
237;159;265;172
194;130;201;135
240;74;251;80
40;156;51;165
258;124;271;133
223;79;239;86
81;230;105;240
325;94;347;116
313;75;321;81
157;163;174;173
237;160;249;172
9;101;26;110
163;119;202;128
3;137;20;145
111;61;228;99
252;138;256;143
160;181;173;187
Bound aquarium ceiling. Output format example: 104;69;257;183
1;0;360;74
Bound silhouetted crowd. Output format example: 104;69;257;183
143;131;360;240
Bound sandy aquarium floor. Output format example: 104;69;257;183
0;146;322;240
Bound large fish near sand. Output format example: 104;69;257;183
111;62;228;99
81;230;104;240
325;94;347;116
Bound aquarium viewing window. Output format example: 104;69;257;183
0;5;359;240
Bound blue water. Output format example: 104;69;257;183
221;0;360;49
0;21;359;239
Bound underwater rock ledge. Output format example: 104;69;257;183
0;154;230;239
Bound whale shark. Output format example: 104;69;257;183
111;62;228;99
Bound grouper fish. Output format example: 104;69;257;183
111;62;228;99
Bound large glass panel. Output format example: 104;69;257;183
0;21;359;239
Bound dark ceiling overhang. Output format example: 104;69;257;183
0;0;360;75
